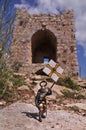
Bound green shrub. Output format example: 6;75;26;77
61;89;76;98
61;77;80;90
0;68;14;100
46;77;53;82
12;75;25;87
0;68;25;101
61;89;85;99
70;105;79;112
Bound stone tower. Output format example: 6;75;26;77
11;9;78;76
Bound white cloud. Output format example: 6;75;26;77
14;0;86;56
14;4;28;9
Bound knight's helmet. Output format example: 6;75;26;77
40;81;47;92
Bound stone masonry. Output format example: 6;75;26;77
10;9;78;76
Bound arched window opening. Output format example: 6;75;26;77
31;29;57;63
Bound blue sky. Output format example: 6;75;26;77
1;0;86;78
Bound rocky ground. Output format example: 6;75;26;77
0;102;86;130
0;74;86;130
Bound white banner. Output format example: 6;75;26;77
43;59;64;82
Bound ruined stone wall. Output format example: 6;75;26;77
11;9;78;76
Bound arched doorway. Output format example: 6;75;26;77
31;29;57;63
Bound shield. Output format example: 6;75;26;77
43;59;64;82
